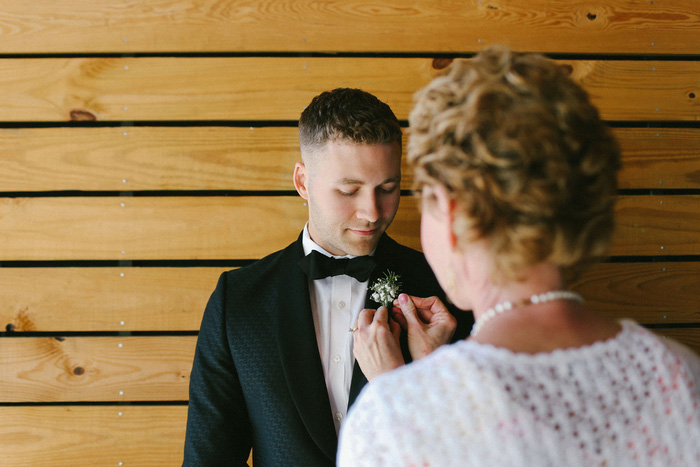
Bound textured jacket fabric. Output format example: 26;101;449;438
183;233;471;466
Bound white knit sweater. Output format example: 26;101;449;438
338;321;700;467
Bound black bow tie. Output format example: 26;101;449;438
298;250;376;282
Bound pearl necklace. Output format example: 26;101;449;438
470;290;584;337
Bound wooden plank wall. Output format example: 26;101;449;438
1;1;699;465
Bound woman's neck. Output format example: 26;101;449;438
458;256;565;320
461;262;620;352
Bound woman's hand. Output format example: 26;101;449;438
352;306;405;382
391;294;457;360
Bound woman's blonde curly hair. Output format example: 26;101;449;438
408;46;621;282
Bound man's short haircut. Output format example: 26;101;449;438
299;88;402;158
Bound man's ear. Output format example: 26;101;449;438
293;162;309;200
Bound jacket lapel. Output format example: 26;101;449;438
277;235;338;460
347;360;368;409
348;235;392;408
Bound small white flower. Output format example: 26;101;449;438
370;271;402;307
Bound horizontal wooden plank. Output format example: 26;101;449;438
0;330;697;405
0;57;430;122
615;128;700;190
2;127;699;192
0;1;697;54
0;196;310;260
613;195;700;256
571;262;700;324
0;127;301;192
0;58;697;122
0;405;187;466
0;336;194;402
0;196;422;260
3;261;699;333
567;60;700;122
1;195;698;261
0;267;226;332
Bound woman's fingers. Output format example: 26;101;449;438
356;307;375;327
352;306;405;381
397;294;421;325
374;305;389;323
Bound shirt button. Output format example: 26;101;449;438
333;355;342;363
337;300;346;309
335;412;344;421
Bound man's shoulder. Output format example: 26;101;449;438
222;240;302;290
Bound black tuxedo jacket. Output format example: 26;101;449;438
183;233;472;466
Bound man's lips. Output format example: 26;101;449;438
349;228;379;236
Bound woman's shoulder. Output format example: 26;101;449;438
371;320;694;393
363;320;700;410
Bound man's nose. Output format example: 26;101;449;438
356;192;380;223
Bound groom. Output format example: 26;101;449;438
183;88;471;466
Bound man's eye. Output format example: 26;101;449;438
339;189;357;196
379;185;398;194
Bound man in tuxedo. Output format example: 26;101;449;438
183;88;472;466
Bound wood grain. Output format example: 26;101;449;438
0;1;697;54
0;331;697;405
1;405;187;466
1;262;698;334
0;127;301;192
0;2;694;466
2;127;699;192
0;58;697;122
613;195;700;256
571;262;700;323
0;336;194;402
3;328;698;406
0;267;227;332
2;195;699;260
568;60;700;122
0;196;422;260
0;57;433;122
615;128;700;190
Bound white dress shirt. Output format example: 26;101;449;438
302;224;371;434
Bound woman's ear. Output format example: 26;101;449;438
431;184;451;216
422;184;457;249
293;162;309;200
425;184;460;250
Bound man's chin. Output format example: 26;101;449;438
344;234;382;256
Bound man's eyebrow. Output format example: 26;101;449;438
336;177;401;185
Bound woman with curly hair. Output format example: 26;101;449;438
338;47;700;466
